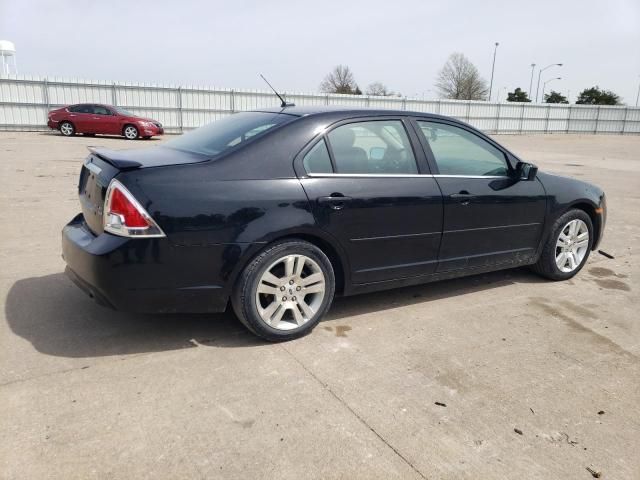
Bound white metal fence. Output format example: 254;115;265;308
1;74;639;135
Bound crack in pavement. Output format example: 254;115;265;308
280;344;428;480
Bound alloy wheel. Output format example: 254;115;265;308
60;123;73;136
555;219;589;273
255;254;326;330
124;126;138;139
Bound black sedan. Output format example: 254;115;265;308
62;107;606;341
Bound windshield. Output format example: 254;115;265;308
164;112;294;157
115;107;135;116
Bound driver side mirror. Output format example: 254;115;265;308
515;162;538;181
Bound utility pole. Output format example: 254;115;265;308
536;63;563;102
488;42;499;102
528;63;536;99
542;77;561;102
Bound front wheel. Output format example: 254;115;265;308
123;125;139;140
232;240;335;341
532;209;593;280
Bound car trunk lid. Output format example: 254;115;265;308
87;145;208;170
78;146;208;235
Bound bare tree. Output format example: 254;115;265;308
320;65;360;94
366;81;395;96
435;53;488;100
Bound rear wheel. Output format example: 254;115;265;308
232;240;335;341
123;125;139;140
532;209;593;280
60;121;75;137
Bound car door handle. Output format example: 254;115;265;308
318;195;353;210
450;191;473;205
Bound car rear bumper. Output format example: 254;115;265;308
47;119;59;129
61;214;230;313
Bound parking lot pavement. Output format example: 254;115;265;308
1;131;638;479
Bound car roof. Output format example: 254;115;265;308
253;105;454;122
69;103;114;107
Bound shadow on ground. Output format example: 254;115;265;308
5;268;545;359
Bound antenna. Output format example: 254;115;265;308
260;74;295;108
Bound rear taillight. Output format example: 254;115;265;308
103;179;165;238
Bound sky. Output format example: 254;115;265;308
1;0;639;104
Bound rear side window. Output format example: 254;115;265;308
303;139;333;174
327;120;418;174
417;121;508;176
164;112;294;157
69;104;92;113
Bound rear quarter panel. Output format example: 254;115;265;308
132;174;316;246
117;161;346;296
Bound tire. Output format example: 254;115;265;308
532;209;593;280
231;240;335;341
123;124;139;140
59;121;75;137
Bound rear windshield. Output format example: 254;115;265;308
163;112;294;157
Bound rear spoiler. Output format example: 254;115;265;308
87;146;142;170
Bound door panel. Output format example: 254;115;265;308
92;105;121;134
301;177;443;283
68;105;94;133
413;120;546;271
435;176;546;271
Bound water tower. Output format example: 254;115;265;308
0;40;17;75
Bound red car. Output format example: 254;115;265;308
48;103;164;140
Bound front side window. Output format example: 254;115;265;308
417;121;509;176
164;112;294;157
93;105;111;115
327;120;418;174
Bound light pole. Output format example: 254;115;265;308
542;77;561;102
488;42;499;102
536;63;563;102
528;63;536;99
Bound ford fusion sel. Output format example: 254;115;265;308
62;107;606;341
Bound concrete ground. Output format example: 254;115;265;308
0;131;638;480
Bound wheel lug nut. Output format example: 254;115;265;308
280;286;285;291
292;296;297;301
296;286;301;291
289;280;294;285
282;296;287;301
